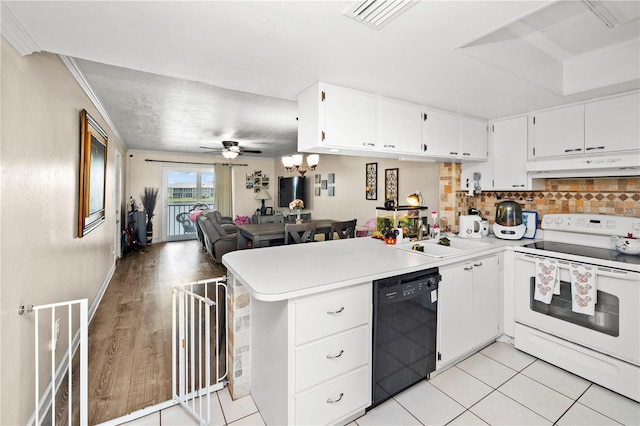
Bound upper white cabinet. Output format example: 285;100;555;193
492;116;529;190
377;98;424;154
531;92;640;160
423;110;460;157
532;104;585;158
298;81;487;161
298;82;377;153
460;117;488;160
585;92;640;154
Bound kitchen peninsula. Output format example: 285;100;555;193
222;236;526;425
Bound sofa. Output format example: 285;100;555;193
196;210;238;263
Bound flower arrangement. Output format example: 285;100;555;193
234;215;251;225
289;199;304;210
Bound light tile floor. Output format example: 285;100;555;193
125;342;640;426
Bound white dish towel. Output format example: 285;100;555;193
534;258;560;304
570;263;598;316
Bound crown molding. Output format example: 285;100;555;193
58;55;127;147
1;2;41;55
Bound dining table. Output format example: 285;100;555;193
236;219;338;249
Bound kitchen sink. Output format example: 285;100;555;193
394;237;492;258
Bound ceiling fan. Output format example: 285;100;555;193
200;141;262;159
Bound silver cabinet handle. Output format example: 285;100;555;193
585;146;605;151
327;307;344;315
462;152;471;156
326;393;344;404
464;265;473;271
473;262;483;267
384;144;396;149
326;350;344;359
362;142;375;147
512;184;525;187
449;152;458;155
564;148;583;152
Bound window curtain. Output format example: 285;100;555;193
214;164;233;217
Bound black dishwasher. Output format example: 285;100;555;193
370;268;439;408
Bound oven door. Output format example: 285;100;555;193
514;253;640;366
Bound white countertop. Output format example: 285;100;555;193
222;234;534;301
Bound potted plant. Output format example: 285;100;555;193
140;187;159;244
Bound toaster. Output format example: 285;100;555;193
459;215;483;238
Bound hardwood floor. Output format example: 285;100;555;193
58;240;226;425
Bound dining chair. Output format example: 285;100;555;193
330;219;357;239
286;213;312;223
284;223;317;244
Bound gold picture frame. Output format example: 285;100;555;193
78;109;108;237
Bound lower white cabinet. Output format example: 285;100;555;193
437;255;502;368
251;283;372;426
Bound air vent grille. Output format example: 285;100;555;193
343;0;417;30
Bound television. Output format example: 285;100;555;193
278;176;306;208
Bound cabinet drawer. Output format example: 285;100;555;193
295;326;370;393
295;284;370;345
295;366;370;426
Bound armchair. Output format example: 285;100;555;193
197;211;238;263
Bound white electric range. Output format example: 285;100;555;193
512;214;640;402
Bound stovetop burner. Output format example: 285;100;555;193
521;241;640;266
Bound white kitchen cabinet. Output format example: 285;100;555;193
492;116;529;190
530;91;639;160
251;283;371;426
437;255;501;367
585;92;640;154
532;104;585;158
298;82;377;153
422;109;460;158
377;98;424;154
460;117;488;160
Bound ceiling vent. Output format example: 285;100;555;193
343;0;417;30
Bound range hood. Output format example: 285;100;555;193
527;154;640;178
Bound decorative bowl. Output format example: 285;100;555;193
611;236;640;256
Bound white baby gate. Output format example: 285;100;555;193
21;299;88;426
172;277;228;425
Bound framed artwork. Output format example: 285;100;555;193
315;174;321;184
385;168;399;206
265;207;273;215
328;186;335;197
321;180;328;190
245;174;254;189
315;186;321;196
366;162;377;200
328;173;335;184
78;109;108;237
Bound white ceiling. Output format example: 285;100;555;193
3;1;639;159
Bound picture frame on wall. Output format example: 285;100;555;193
78;109;108;237
328;173;335;184
315;186;321;196
315;174;321;184
321;180;328;190
366;162;377;200
385;168;399;206
328;187;335;197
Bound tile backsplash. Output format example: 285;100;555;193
439;164;639;231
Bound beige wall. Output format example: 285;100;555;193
0;40;126;424
274;154;441;227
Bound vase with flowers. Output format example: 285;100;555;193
289;199;304;224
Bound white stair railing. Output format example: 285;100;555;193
21;299;88;426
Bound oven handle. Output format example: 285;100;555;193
516;253;639;281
